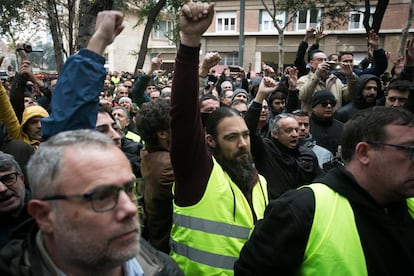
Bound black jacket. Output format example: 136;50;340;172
235;167;414;275
0;219;184;276
334;74;381;123
246;102;323;199
309;113;343;156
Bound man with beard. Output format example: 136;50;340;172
245;77;322;200
334;74;382;123
169;2;268;275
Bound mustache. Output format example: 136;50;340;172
234;149;250;158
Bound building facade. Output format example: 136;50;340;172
107;0;413;75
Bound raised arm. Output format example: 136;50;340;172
130;54;162;107
41;11;124;140
170;1;216;206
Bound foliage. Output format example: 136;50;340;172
0;0;29;36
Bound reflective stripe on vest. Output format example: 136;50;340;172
407;198;414;218
170;157;268;275
171;239;237;270
173;213;251;240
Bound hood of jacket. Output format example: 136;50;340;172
21;106;49;130
352;74;382;108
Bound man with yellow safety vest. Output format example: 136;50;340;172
169;1;268;275
235;106;414;275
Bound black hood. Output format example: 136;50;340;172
352;74;382;108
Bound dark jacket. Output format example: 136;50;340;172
334;48;388;84
235;167;414;275
0;219;184;276
334;74;381;123
246;101;323;199
141;147;174;254
310;113;343;156
121;136;143;178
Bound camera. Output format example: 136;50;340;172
328;62;341;71
16;44;44;53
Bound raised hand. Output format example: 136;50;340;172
256;77;278;102
147;53;163;76
88;11;125;55
179;1;215;47
199;52;221;77
285;66;298;90
367;30;379;50
314;26;326;43
405;38;414;67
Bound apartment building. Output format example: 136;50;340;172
107;0;413;74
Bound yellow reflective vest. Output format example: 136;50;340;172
170;157;268;275
298;184;414;276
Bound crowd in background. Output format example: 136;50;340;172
0;2;414;275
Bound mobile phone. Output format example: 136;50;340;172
328;62;341;71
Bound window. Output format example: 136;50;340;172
216;11;236;32
218;52;239;66
260;10;286;31
294;8;321;31
349;8;374;30
153;20;173;40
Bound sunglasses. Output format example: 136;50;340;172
320;101;336;107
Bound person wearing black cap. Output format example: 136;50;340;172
310;90;344;156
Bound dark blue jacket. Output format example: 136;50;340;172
41;49;106;140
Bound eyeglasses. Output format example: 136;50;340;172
367;141;414;160
320;101;336;107
124;85;132;88
0;172;19;186
41;179;138;212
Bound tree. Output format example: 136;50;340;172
77;0;114;49
399;0;414;56
132;0;167;73
362;0;389;34
0;0;29;37
260;0;390;71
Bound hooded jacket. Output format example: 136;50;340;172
0;84;48;149
334;74;381;123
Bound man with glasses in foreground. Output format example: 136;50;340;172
0;129;182;275
235;106;414;275
0;151;30;249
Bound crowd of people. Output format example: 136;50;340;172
0;1;413;275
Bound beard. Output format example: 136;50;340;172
213;144;255;192
51;205;140;272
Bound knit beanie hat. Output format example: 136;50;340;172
311;90;336;107
231;88;249;101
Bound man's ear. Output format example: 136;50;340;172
354;142;371;165
28;200;55;234
206;134;216;148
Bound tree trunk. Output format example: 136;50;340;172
67;0;76;56
46;0;65;72
77;0;113;50
399;0;414;56
278;31;284;73
134;0;167;74
363;0;389;34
